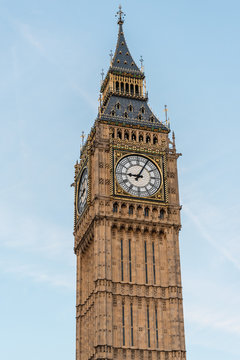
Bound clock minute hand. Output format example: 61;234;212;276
136;160;149;180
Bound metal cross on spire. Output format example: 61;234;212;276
115;4;126;24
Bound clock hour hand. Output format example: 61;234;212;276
127;172;143;179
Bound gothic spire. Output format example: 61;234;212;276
111;6;142;76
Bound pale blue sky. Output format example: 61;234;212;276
1;1;240;359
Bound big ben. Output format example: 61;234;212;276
74;6;186;360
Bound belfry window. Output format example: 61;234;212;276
126;83;129;93
121;82;124;93
116;81;119;92
135;85;139;95
130;84;134;95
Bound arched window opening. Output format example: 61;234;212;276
139;135;144;142
130;84;134;95
138;115;142;120
124;112;128;118
129;205;134;215
144;207;149;217
146;136;151;143
153;136;158;144
117;130;122;139
132;133;136;141
129;104;133;112
113;203;118;213
150;116;154;123
112;131;115;138
135;85;139;95
124;131;129;140
111;110;115;116
126;83;129;93
121;82;124;93
141;107;145;114
116;102;120;110
160;209;165;219
116;81;119;92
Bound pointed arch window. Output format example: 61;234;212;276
126;83;129;93
117;130;122;139
113;203;118;213
132;133;136;141
146;135;151;143
116;102;120;110
124;131;129;140
135;85;139;95
124;112;128;118
153;136;158;144
139;134;144;142
129;104;133;112
138;115;142;120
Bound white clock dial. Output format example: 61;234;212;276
77;168;88;215
115;155;161;197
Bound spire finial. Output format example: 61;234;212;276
164;105;168;123
140;56;144;71
115;4;125;25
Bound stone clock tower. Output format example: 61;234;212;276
73;7;186;360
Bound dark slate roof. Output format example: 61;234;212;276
111;24;142;75
99;95;169;131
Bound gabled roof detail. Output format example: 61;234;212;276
111;23;142;76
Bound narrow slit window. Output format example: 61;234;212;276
122;304;125;346
155;306;159;348
152;242;156;284
129;239;132;282
121;239;124;281
130;304;134;346
147;305;150;347
144;241;148;284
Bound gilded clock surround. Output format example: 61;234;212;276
112;149;167;203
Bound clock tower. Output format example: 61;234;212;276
74;7;186;360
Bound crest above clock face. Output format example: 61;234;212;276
112;149;168;203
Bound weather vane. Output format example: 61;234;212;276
115;4;126;24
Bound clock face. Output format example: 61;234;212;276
115;155;161;197
77;168;88;215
